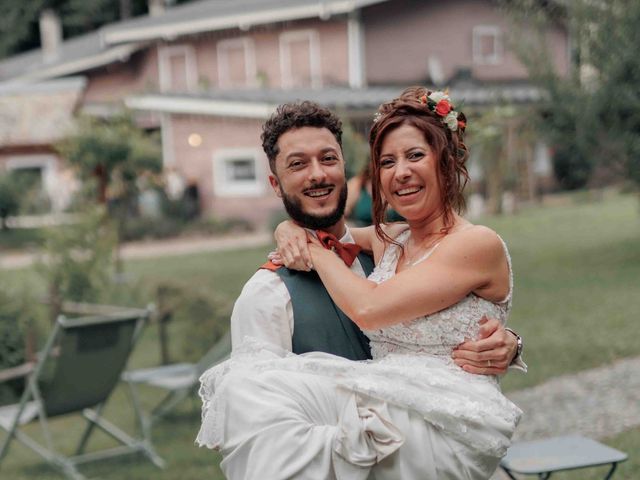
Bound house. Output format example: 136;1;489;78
0;0;568;225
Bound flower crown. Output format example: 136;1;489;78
374;90;466;132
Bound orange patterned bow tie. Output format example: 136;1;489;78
315;230;362;267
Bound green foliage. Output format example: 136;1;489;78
144;281;231;364
35;207;116;311
0;172;21;229
0;0;195;58
57;113;161;204
341;120;369;179
0;288;40;405
504;0;640;191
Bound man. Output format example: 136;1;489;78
223;101;524;478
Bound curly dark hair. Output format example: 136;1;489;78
369;86;470;244
261;101;343;174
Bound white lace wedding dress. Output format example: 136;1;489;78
197;230;522;480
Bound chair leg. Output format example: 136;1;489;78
604;463;618;480
125;380;152;442
82;408;165;469
75;402;105;455
1;425;84;480
150;389;190;423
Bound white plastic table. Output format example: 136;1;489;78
500;435;628;479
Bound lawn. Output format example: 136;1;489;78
1;192;639;479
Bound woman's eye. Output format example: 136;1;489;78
380;158;394;168
408;151;424;161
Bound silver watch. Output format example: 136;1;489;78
505;328;523;363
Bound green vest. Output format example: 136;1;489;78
275;253;374;360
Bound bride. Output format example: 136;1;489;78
197;87;522;479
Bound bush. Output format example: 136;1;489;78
0;290;39;406
0;172;20;230
121;215;253;242
150;281;231;364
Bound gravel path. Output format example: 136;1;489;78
507;355;640;441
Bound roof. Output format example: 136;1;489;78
0;30;145;83
125;83;545;119
0;0;389;83
0;78;86;147
103;0;389;45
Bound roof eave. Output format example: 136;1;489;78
125;94;277;119
4;43;144;84
104;0;386;45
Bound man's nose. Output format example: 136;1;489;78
308;159;327;183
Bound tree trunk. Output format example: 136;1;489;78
119;0;132;19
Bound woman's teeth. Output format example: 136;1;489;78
396;187;422;196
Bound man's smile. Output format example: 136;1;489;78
303;186;335;198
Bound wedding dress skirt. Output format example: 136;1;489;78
197;230;522;479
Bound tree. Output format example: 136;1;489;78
56;113;162;271
57;113;161;204
0;172;20;230
36;207;117;323
504;0;640;191
0;0;196;58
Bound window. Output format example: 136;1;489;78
472;26;503;65
225;158;256;182
217;37;256;88
279;30;321;88
158;45;198;92
213;149;265;197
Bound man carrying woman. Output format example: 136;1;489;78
198;89;524;479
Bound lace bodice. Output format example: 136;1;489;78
364;229;512;360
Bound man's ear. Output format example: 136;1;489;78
269;174;283;198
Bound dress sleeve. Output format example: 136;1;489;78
230;270;293;352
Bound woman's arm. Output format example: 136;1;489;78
309;226;509;330
273;221;380;269
344;175;363;217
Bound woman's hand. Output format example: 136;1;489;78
274;220;313;271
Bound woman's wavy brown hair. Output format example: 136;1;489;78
369;86;470;245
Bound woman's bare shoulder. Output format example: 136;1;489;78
442;224;506;265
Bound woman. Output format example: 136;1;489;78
197;87;521;479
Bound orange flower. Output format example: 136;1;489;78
458;120;466;129
434;99;452;116
420;94;428;104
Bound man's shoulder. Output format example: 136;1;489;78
239;268;283;295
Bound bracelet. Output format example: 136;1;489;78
505;327;523;363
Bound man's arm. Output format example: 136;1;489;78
451;317;526;375
230;270;293;352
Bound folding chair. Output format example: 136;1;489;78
500;435;628;479
122;330;230;441
0;306;164;480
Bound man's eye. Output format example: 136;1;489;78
289;161;304;169
323;155;338;162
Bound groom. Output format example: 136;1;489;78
231;100;523;373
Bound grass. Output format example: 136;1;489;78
1;192;639;479
0;227;46;251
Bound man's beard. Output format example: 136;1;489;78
281;183;348;230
